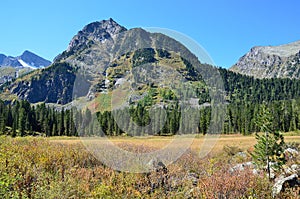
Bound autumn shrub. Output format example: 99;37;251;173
0;136;296;198
0;136;102;198
197;159;272;198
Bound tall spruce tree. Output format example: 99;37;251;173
18;108;26;136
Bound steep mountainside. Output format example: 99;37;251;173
4;19;210;105
230;40;300;79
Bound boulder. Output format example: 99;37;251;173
229;161;254;173
272;174;300;197
284;148;299;160
283;164;300;175
235;151;247;158
147;158;168;173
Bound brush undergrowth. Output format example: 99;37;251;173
1;136;295;198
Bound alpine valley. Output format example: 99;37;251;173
1;18;300;136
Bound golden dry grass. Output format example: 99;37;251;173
50;134;300;155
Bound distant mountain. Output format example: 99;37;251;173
0;50;51;69
230;40;300;79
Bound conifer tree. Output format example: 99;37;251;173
18;108;26;136
251;104;286;179
6;105;13;127
0;114;5;133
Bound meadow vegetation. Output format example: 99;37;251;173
1;135;299;198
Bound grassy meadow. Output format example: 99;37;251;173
0;134;299;198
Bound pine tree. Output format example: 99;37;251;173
251;104;286;179
18;108;26;136
52;122;58;136
84;109;92;136
44;118;50;137
59;108;65;136
0;113;5;133
6;105;13;127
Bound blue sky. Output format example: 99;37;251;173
0;0;299;68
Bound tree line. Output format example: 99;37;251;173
2;97;300;136
219;68;300;103
0;99;210;137
0;100;77;137
223;98;300;134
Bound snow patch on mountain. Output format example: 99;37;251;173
18;59;35;69
0;51;51;68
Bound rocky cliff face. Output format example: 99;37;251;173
230;40;300;79
68;18;127;51
11;63;78;104
54;18;127;62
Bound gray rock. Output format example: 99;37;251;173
284;164;299;175
147;158;168;173
272;174;300;197
229;161;254;173
11;63;79;104
284;148;299;161
284;148;299;155
291;164;300;172
234;151;247;158
230;40;300;79
270;168;276;179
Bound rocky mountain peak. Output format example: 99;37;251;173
82;18;126;36
230;40;300;79
21;50;34;56
67;18;127;52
